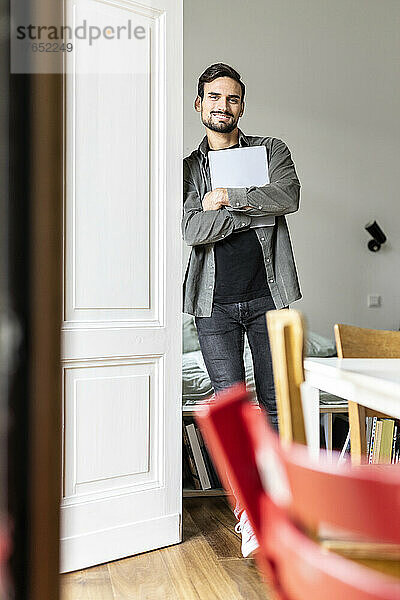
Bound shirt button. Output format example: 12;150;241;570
269;278;274;283
209;284;213;288
266;258;270;263
258;205;262;209
261;237;265;241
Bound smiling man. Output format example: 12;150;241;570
181;63;302;557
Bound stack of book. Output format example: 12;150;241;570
182;417;222;491
366;417;400;464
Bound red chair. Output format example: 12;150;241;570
0;515;11;598
196;382;400;600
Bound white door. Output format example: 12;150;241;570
60;0;182;572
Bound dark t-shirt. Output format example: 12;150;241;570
210;143;271;304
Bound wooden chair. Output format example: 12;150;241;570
265;308;346;451
334;324;400;359
263;309;400;577
334;323;400;464
196;384;400;598
264;308;307;446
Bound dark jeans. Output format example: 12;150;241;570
195;294;286;429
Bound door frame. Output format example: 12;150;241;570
8;1;63;597
26;0;63;595
27;68;63;599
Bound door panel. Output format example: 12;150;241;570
61;0;182;573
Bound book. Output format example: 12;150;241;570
249;215;275;228
379;419;395;463
392;426;400;464
182;423;201;490
366;417;372;455
391;424;398;464
368;417;378;464
186;423;211;490
195;424;220;488
372;420;383;464
182;449;192;488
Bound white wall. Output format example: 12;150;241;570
183;0;400;338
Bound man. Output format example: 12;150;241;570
181;63;302;557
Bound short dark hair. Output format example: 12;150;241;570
197;63;245;102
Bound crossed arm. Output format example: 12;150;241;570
181;138;301;247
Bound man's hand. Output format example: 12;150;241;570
202;188;230;211
202;188;253;212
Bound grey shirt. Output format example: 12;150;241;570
182;128;302;316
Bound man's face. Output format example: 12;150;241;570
195;77;244;134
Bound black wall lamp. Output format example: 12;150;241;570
365;220;387;252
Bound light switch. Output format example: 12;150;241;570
367;294;381;307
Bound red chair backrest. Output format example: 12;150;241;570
196;382;400;600
244;393;400;545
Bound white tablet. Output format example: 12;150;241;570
208;145;269;190
209;145;274;227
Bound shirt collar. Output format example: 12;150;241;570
198;128;249;156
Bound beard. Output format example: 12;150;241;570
201;111;238;134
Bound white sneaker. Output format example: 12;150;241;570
234;510;259;558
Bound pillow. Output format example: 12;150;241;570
182;315;201;354
305;331;337;357
182;350;214;401
182;346;256;403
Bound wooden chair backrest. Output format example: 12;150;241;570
334;324;400;359
265;309;307;446
334;323;400;464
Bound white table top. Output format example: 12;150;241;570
303;358;400;418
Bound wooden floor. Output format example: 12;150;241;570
60;497;270;600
